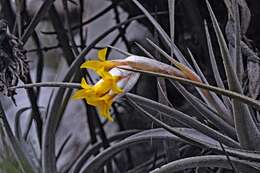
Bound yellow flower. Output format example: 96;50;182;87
72;71;124;121
74;48;200;121
73;48;125;121
80;48;122;77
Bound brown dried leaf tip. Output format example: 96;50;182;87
0;19;29;96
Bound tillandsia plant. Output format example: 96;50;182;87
0;19;29;97
70;0;260;172
2;0;260;173
72;48;200;121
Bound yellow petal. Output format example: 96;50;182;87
98;48;108;61
96;67;108;78
94;81;111;96
97;95;114;121
80;78;91;89
80;60;118;77
95;73;124;94
80;60;102;70
99;102;109;117
111;83;123;93
86;96;101;106
73;78;95;100
102;94;114;105
72;89;88;100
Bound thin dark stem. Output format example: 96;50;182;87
63;0;80;55
112;103;134;170
219;142;238;173
24;74;42;147
22;5;44;96
32;32;44;95
23;113;33;140
0;0;15;29
109;23;131;48
85;104;98;144
21;0;56;43
95;114;113;173
79;0;85;50
41;9;168;35
49;5;75;65
40;3;115;35
26;44;83;53
56;134;72;161
112;2;131;51
15;0;25;38
9;82;80;90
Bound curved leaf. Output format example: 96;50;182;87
0;102;38;173
150;155;260;173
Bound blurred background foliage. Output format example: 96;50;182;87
0;0;260;173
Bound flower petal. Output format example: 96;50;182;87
97;95;114;121
94;80;112;96
80;60;102;70
72;89;89;100
111;76;124;93
98;48;108;61
80;60;118;77
81;78;91;89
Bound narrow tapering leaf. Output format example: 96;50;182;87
132;0;192;67
127;93;239;148
204;20;232;110
171;81;236;139
206;0;260;150
188;49;233;124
